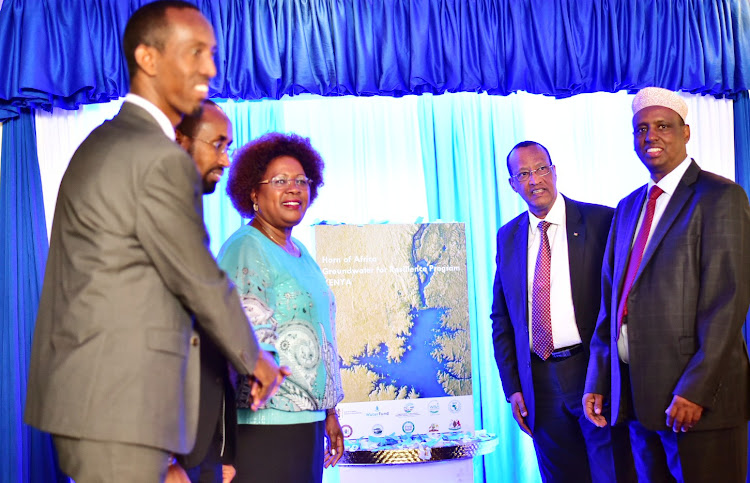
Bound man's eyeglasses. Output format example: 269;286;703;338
192;137;234;156
258;175;313;189
510;164;554;183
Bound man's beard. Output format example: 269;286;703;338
187;143;218;195
202;178;217;195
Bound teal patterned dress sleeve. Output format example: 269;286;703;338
217;226;278;355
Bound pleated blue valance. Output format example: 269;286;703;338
1;0;749;121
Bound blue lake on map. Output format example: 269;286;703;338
342;225;467;398
344;306;459;397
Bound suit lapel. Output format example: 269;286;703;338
507;214;530;322
564;197;586;322
614;186;648;296
636;161;699;278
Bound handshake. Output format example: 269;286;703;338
246;349;291;411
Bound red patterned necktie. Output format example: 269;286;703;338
616;185;664;338
532;221;554;360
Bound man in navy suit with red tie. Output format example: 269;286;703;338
491;141;633;482
584;87;750;482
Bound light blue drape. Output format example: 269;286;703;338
209;93;542;482
0;110;65;482
417;93;540;482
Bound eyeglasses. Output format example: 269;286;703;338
192;137;234;156
510;164;554;183
258;175;313;189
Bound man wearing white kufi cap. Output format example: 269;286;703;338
583;86;750;481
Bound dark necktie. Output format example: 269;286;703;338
532;221;554;360
616;185;664;338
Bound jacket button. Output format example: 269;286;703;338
191;335;199;347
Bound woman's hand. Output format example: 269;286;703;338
323;410;344;468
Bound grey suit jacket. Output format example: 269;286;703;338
491;195;614;430
25;102;259;454
585;160;750;431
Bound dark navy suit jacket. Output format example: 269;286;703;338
491;195;614;430
177;327;237;469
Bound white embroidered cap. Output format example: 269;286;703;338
632;87;688;121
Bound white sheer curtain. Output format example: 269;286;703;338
35;99;124;238
480;90;734;213
34;92;734;244
275;94;429;250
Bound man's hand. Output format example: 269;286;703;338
221;464;236;483
324;410;344;468
665;394;703;432
249;350;290;411
582;393;608;427
165;460;190;483
509;392;532;437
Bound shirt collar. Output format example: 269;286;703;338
529;194;564;232
648;156;691;196
124;93;176;141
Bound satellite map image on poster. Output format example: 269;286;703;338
315;223;471;403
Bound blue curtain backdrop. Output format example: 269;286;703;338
417;93;536;482
2;0;750;121
0;110;65;482
734;93;750;482
735;92;750;345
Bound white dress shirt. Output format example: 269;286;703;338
527;196;582;350
618;156;692;362
124;93;176;141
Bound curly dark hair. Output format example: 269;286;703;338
227;132;325;218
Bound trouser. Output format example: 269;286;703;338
53;435;170;483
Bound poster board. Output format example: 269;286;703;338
315;223;473;440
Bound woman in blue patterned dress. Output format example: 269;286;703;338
218;132;344;482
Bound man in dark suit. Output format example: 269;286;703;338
25;2;287;481
491;141;630;482
584;87;750;482
175;100;235;482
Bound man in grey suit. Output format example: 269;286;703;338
25;2;287;481
584;87;750;481
491;141;632;482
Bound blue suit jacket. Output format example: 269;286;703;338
491;195;614;430
585;160;750;431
